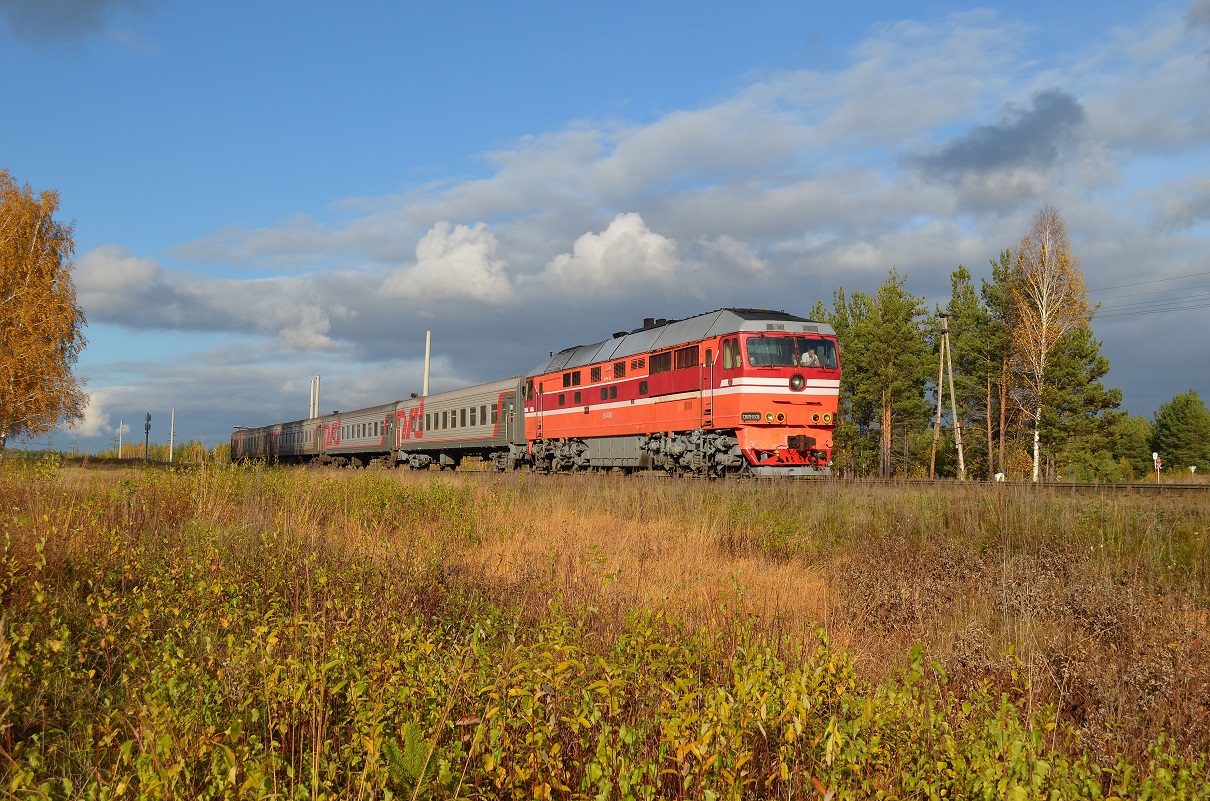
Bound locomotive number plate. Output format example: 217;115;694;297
741;412;762;422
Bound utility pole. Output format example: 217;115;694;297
929;319;946;479
118;418;123;459
928;314;966;480
423;330;431;396
945;317;966;481
169;408;175;463
144;413;151;462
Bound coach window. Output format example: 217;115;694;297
461;408;467;427
491;403;498;424
591;366;602;383
614;361;626;379
442;411;448;429
470;407;477;426
481;405;487;425
639;381;648;395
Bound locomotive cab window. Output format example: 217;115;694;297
747;335;796;367
793;336;838;369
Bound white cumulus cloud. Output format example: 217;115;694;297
538;213;681;293
383;221;516;304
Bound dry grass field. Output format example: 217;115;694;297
2;455;1207;798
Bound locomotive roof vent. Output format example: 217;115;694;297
656;318;668;326
613;330;628;338
643;317;655;328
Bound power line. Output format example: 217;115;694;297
1093;282;1210;302
1089;269;1210;293
1097;289;1210;314
1095;299;1210;319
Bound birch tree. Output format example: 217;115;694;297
1009;205;1089;482
0;169;88;448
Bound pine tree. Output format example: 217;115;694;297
825;270;931;478
937;265;993;478
1152;390;1210;475
980;251;1015;478
1037;324;1122;480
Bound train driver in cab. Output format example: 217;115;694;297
800;349;821;367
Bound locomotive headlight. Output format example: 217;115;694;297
765;412;774;423
823;413;832;424
790;373;805;391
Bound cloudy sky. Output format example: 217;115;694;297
3;0;1208;452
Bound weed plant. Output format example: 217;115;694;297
1;458;1206;799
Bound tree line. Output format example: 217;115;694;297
2;171;1207;478
811;205;1210;482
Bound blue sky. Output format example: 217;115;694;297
3;0;1208;453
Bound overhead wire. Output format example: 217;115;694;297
1087;268;1210;320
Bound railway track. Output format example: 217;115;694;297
864;478;1209;496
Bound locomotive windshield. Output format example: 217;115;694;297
746;335;837;369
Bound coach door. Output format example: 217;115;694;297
503;395;517;442
701;346;715;428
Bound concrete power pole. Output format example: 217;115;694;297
423;330;431;396
928;314;966;481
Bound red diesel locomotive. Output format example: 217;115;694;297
230;308;840;477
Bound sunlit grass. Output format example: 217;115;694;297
2;457;1207;798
